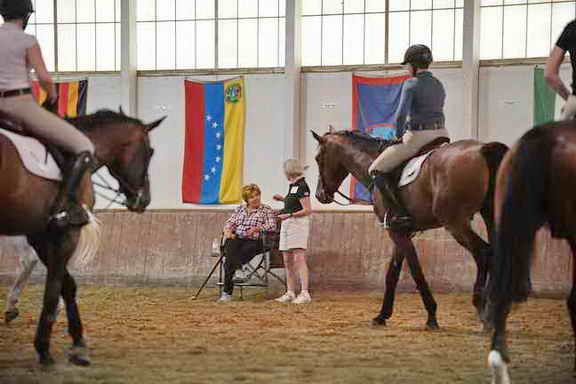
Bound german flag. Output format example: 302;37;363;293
31;80;88;118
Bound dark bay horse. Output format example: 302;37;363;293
486;122;576;384
312;128;508;329
0;109;164;366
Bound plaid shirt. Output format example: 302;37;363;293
224;204;277;240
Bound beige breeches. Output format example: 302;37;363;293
0;94;94;155
368;128;449;174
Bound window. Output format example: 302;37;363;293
480;0;576;60
136;0;285;70
23;0;121;72
302;0;464;67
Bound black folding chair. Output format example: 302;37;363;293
192;231;285;300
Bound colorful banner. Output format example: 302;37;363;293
32;80;88;118
182;77;245;204
350;74;411;203
533;67;562;126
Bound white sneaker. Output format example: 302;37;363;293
217;293;233;302
293;292;312;304
274;292;296;303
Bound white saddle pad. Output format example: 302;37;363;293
398;151;435;188
0;128;62;181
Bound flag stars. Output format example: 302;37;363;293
211;167;217;174
206;115;212;122
212;121;218;128
216;145;222;151
204;175;210;181
216;156;221;163
216;132;221;139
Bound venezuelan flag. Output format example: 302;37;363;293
182;77;245;204
32;80;88;118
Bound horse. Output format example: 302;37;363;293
312;127;508;329
0;108;165;366
486;121;576;384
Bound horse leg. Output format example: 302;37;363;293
390;231;439;330
445;221;491;317
28;234;69;366
5;246;38;324
372;245;405;326
488;300;512;384
567;237;576;374
61;270;90;366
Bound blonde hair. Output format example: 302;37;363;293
241;184;261;203
283;159;308;179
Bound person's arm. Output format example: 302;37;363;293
545;46;570;101
291;196;311;218
26;43;57;102
223;207;242;238
262;207;278;232
394;79;416;136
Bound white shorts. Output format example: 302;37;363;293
279;216;310;251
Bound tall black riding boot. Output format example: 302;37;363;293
49;151;95;230
372;172;413;231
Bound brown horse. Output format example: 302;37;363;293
0;109;164;366
312;128;508;329
486;122;576;384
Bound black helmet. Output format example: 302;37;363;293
0;0;34;20
401;44;433;68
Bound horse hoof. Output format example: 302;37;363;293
426;320;440;330
371;317;387;326
39;355;55;367
4;309;19;324
488;350;511;384
68;346;91;366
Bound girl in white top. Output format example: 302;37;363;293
0;0;95;230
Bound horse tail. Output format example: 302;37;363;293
70;207;101;269
489;126;553;307
480;142;509;215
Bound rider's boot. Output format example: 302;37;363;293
49;151;95;231
371;171;413;232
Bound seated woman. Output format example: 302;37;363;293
218;184;277;302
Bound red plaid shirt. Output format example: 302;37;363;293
224;204;277;240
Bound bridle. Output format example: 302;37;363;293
91;139;153;209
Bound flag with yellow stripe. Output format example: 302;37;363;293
31;80;88;118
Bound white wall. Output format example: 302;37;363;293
85;64;565;210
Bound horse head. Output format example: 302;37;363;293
311;130;350;204
70;110;166;212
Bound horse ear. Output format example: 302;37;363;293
328;124;335;133
119;106;126;116
146;116;166;132
311;130;323;143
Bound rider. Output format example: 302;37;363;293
368;44;449;231
545;20;576;120
0;0;95;230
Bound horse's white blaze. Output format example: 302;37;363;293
70;207;101;269
488;350;511;384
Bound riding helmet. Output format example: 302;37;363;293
401;44;433;68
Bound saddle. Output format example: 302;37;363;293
0;113;68;179
0;112;68;164
390;136;451;187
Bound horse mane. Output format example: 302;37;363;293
332;130;396;153
66;109;144;132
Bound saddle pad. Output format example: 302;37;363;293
398;151;435;188
0;128;62;181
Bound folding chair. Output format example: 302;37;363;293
192;231;285;300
